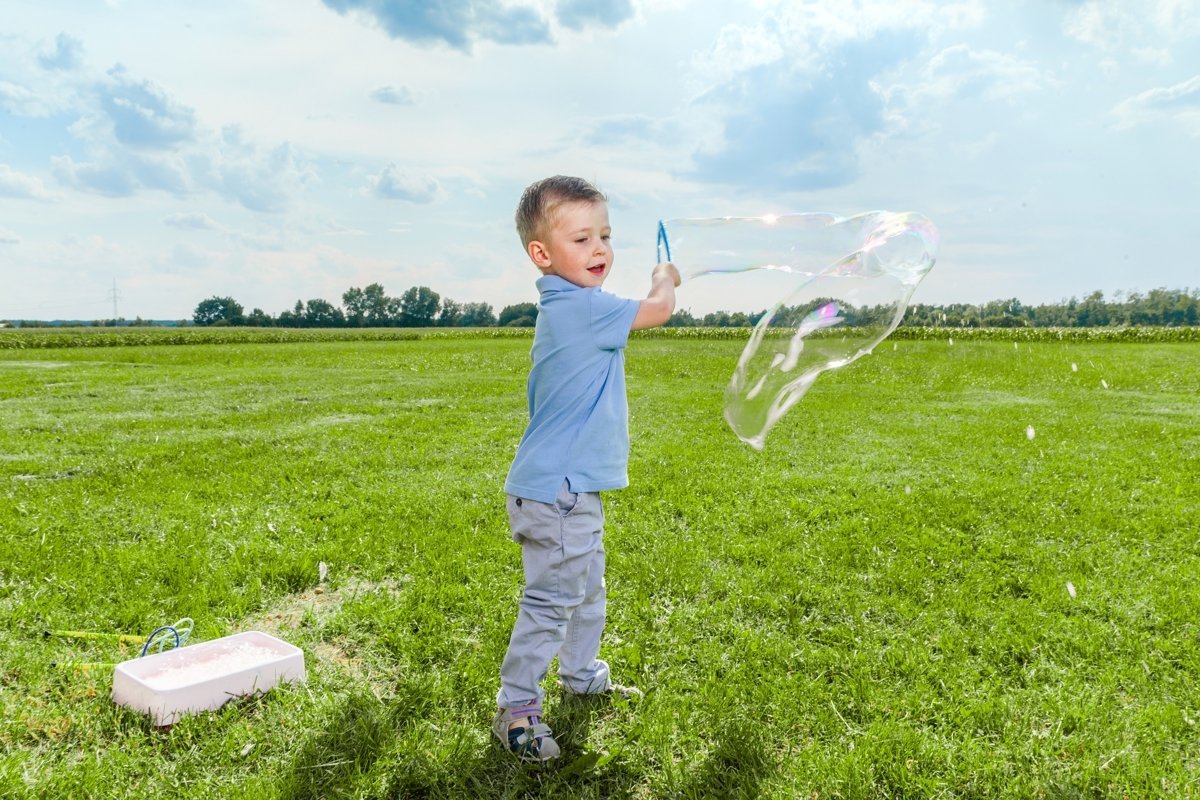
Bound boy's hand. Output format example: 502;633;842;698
632;262;681;331
654;261;681;287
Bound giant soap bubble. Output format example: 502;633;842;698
657;211;938;449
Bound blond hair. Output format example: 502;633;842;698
515;175;606;248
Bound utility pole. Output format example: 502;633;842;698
107;278;121;322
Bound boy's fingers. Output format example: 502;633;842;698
655;262;681;286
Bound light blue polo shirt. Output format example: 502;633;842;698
504;275;641;504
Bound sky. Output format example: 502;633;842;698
1;0;1198;322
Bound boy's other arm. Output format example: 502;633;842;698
631;262;681;331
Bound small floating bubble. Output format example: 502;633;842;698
1071;363;1078;372
1101;379;1109;389
1066;581;1076;599
1026;425;1036;440
904;485;912;495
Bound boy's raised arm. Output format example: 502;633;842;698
631;262;681;331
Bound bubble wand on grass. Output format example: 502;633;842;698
45;629;146;645
45;618;194;670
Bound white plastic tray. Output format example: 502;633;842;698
111;630;306;726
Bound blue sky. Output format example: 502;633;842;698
2;0;1198;321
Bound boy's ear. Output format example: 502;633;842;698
527;239;553;273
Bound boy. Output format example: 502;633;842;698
493;175;680;762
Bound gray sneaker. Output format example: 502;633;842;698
492;702;561;763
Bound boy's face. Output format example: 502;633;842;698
527;200;613;288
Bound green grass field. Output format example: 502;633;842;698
1;334;1198;798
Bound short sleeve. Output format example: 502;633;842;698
589;289;641;351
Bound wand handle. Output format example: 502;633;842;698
50;661;115;671
46;629;145;644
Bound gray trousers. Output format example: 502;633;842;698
496;481;610;709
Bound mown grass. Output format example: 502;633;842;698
1;335;1198;798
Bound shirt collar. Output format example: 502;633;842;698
536;274;583;295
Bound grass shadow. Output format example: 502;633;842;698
272;680;649;799
674;716;778;800
399;693;644;799
276;688;397;800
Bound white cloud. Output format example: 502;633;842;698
162;210;362;254
919;45;1043;101
555;0;636;31
693;19;788;83
0;227;20;244
290;217;368;236
44;62;314;212
320;0;554;51
579;114;678;145
679;0;994;191
1065;0;1200;63
367;163;442;203
1111;74;1200;131
52;151;192;197
876;43;1047;132
159;211;281;252
317;0;637;52
688;55;889;190
204;130;314;213
38;32;85;71
98;65;197;150
47;67;201;197
0;80;52;116
694;0;984;83
369;85;415;105
52;155;137;196
0;164;55;199
163;212;222;230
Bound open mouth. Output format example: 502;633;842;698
587;263;606;275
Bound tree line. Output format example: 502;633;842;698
667;288;1200;329
904;288;1199;328
190;285;1200;329
193;284;536;328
